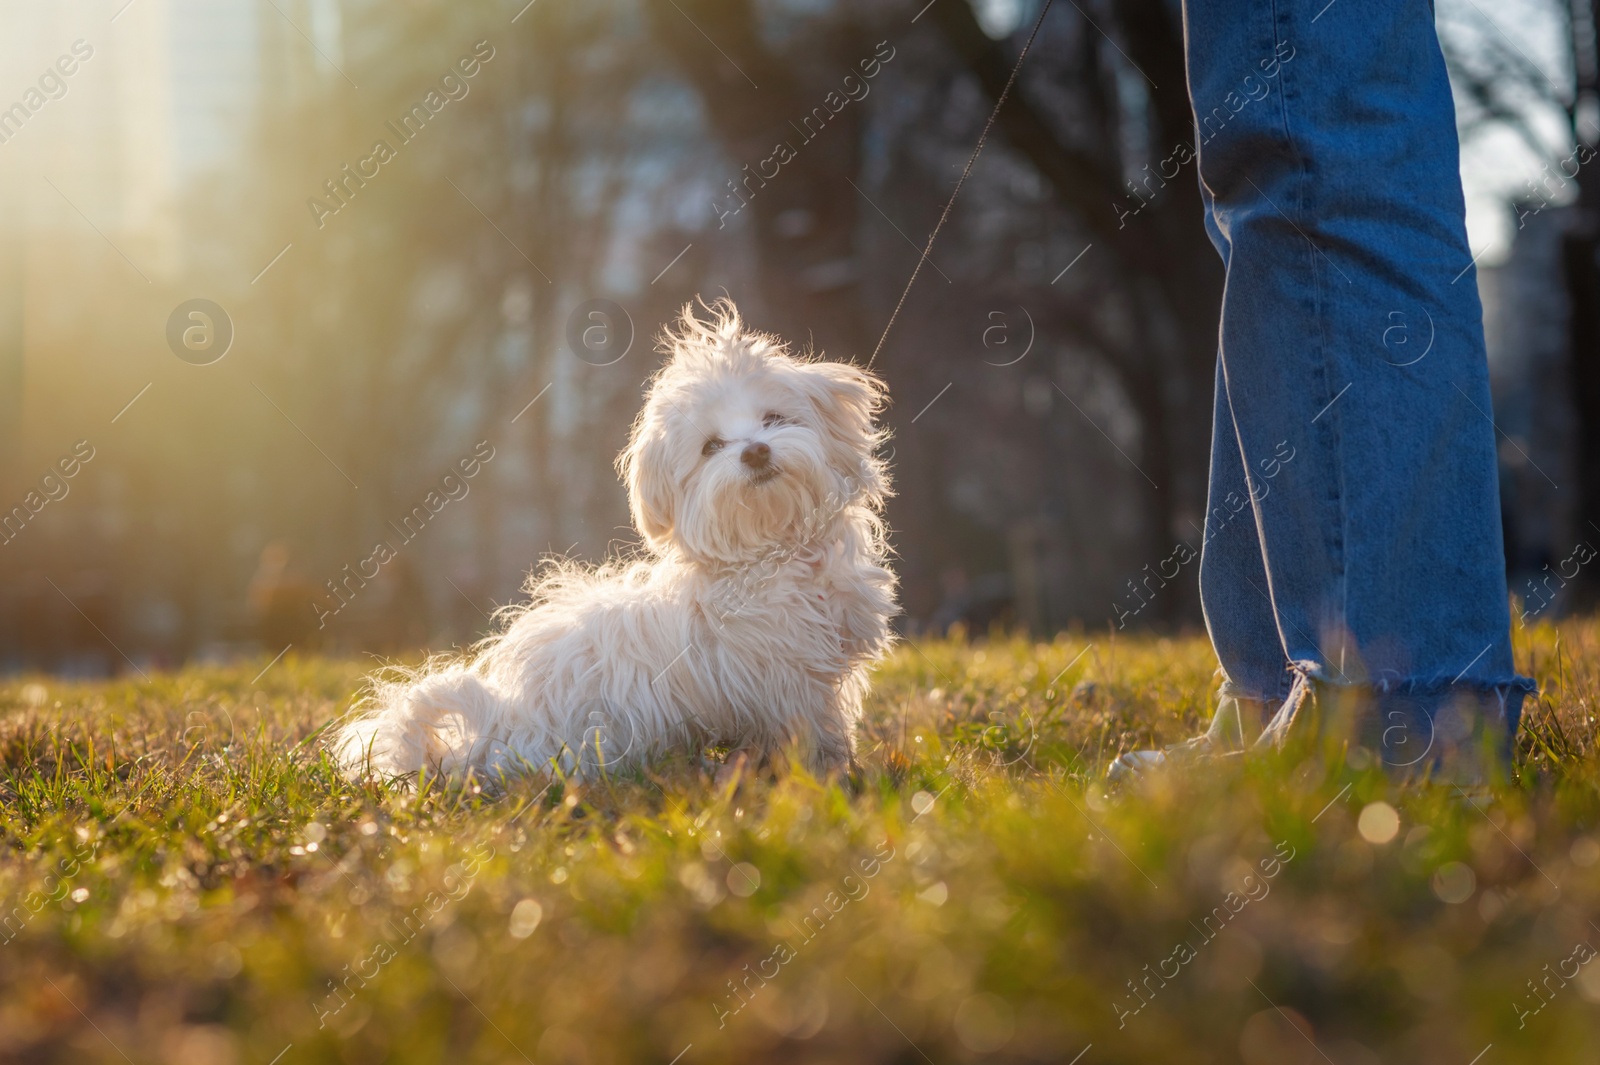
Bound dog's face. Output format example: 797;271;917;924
620;301;888;564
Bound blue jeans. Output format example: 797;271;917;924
1182;0;1536;769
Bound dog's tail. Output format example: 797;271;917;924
329;660;507;785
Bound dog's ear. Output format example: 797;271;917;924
800;360;891;505
618;418;675;551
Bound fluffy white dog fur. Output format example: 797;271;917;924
331;299;897;783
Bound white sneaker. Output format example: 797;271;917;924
1105;693;1273;783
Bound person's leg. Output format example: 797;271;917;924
1197;356;1293;747
1180;0;1535;772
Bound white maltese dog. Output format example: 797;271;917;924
332;299;897;783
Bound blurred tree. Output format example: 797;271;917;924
1443;0;1600;605
238;0;667;645
1561;0;1600;607
646;0;871;358
926;0;1220;624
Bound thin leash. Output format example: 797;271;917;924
865;0;1056;370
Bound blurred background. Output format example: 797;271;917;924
0;0;1594;674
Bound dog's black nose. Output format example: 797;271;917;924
741;442;771;469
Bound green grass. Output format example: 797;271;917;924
3;621;1600;1064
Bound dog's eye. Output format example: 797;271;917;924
701;437;725;457
762;412;792;428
